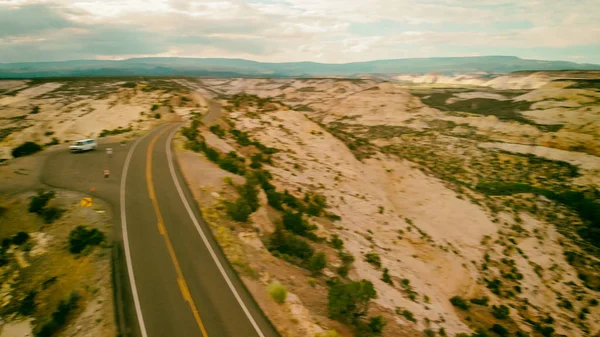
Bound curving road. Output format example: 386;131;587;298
42;123;279;337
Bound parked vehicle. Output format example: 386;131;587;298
69;139;97;153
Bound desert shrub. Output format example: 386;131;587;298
355;315;386;336
306;193;328;216
330;234;344;250
29;190;56;214
266;190;283;210
30;106;40;114
328;279;377;322
151;104;159;111
218;156;245;175
236;182;259;211
268;229;314;261
209;124;226;137
268;281;287;304
35;291;80;337
450;296;470;310
558;298;573;309
491;305;510;319
154;113;161;119
99;126;132;137
12;232;30;245
439;328;446;336
470;296;489;306
19;290;37;315
364;252;381;268
337;264;349;277
224;198;253;222
45;137;60;146
68;226;105;254
382;268;393;285
486;278;502;295
397;309;416;322
122;82;136;88
204;147;220;162
308;252;327;275
230;129;252;146
282;211;313;236
41;207;64;224
424;329;436;337
490;324;508;337
590;298;599;306
12;142;42;158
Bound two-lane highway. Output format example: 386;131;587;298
43;124;279;337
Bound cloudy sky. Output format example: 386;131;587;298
1;0;599;64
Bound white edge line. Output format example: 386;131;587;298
166;126;267;337
120;127;166;337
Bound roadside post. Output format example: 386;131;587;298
104;169;110;179
106;147;113;158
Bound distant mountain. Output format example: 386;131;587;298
1;56;599;78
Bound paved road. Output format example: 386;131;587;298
43;124;279;337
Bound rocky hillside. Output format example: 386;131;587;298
1;74;599;337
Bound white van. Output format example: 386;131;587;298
69;139;97;153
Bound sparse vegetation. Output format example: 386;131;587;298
34;291;80;337
12;141;42;158
450;296;470;310
364;252;381;268
99;125;132;137
68;226;105;254
268;281;287;304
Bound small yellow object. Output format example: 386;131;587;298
81;197;92;207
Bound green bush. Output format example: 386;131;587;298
266;190;283;210
365;252;381;268
330;234;344;250
337;264;349;277
490;324;508;336
44;137;60;147
308;252;327;275
328;279;376;322
35;291;80;337
99;126;132;137
224;198;253;222
282;211;313;236
30;106;40;114
19;290;37;315
151;104;159;111
12;142;42;158
470;296;489;306
204;147;220;162
122;82;136;88
41;207;64;224
382;268;393;285
424;329;436;337
12;232;30;245
29;190;56;214
68;226;105;254
218;156;245;175
450;296;470;310
268;228;314;261
355;315;386;336
236;182;259;211
268;281;287;304
491;305;510;319
209;124;226;137
154;113;161;119
398;309;416;322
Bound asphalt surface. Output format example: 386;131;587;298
42;123;280;337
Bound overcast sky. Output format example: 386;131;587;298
1;0;599;64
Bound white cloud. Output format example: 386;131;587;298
0;0;599;63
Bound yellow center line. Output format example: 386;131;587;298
146;125;210;337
